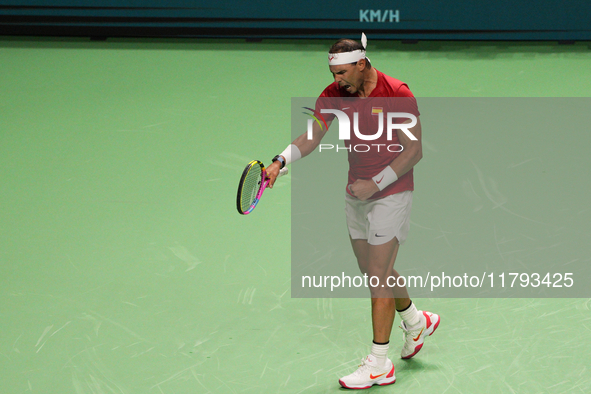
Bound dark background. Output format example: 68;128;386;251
1;0;590;40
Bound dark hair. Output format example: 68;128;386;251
328;39;372;69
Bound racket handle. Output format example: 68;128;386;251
278;167;288;177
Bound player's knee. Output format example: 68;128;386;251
366;265;389;280
356;259;370;274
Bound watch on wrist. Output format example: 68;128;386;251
272;155;285;169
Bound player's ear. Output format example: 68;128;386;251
357;58;367;71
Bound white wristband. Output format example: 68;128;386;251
280;144;302;165
372;166;398;191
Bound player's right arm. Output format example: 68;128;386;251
267;119;332;187
290;118;332;158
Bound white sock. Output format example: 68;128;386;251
371;342;389;367
398;301;421;329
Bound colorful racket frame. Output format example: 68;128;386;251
236;160;288;215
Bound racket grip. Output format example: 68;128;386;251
278;167;288;177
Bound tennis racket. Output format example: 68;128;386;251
236;160;288;215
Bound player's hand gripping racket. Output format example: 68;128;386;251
236;160;288;215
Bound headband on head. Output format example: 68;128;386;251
328;33;368;66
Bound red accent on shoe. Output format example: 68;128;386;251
386;365;395;378
429;315;441;336
424;311;432;329
378;379;396;386
402;343;423;359
339;380;371;389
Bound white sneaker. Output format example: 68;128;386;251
339;354;396;389
400;310;440;359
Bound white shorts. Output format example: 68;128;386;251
345;191;413;246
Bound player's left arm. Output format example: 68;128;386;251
390;116;423;178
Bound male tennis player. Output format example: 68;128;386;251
267;33;440;389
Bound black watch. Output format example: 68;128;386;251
272;155;285;169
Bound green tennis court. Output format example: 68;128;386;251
1;37;590;393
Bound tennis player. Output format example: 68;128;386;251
267;33;440;389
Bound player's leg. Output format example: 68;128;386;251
388;264;441;358
362;237;440;361
357;236;399;343
380;236;440;360
387;268;439;360
353;191;441;361
338;237;397;389
363;192;440;360
357;236;428;355
381;251;441;361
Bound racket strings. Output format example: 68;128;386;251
241;166;263;211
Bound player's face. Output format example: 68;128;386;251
329;63;363;94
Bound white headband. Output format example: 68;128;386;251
328;33;368;65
